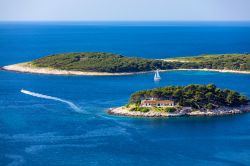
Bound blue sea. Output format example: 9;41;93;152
0;22;250;166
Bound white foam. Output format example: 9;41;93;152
25;143;106;154
20;89;83;113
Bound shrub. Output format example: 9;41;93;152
129;107;150;112
129;107;136;112
124;104;130;108
205;103;214;110
165;107;176;113
153;107;165;112
138;107;150;113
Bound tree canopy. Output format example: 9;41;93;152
31;52;178;73
165;54;250;71
31;52;250;73
129;84;248;109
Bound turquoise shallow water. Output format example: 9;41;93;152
1;22;250;166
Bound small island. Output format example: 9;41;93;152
1;52;250;75
109;84;250;117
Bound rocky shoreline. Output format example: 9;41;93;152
108;105;250;118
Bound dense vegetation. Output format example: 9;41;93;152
166;54;250;71
129;84;248;109
31;52;179;73
31;52;250;72
125;103;177;113
127;104;176;113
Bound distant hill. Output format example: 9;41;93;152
31;52;176;73
4;52;250;74
164;54;250;71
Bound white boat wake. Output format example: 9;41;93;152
20;89;83;113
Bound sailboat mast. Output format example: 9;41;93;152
154;69;161;81
156;69;160;78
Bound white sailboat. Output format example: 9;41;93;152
154;69;161;81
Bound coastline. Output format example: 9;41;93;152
108;105;250;118
174;68;250;74
1;63;153;76
2;63;250;76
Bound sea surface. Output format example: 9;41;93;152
0;22;250;166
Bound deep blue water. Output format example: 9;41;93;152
1;22;250;166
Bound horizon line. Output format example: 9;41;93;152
1;20;250;22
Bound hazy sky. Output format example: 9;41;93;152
0;0;249;21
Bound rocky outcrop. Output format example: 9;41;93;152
108;105;250;118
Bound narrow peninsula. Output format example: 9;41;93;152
109;84;250;117
2;52;250;75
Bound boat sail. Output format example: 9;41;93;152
154;69;161;81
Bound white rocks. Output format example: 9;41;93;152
108;105;250;118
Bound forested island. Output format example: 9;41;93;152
164;54;250;71
109;84;250;117
2;52;250;75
